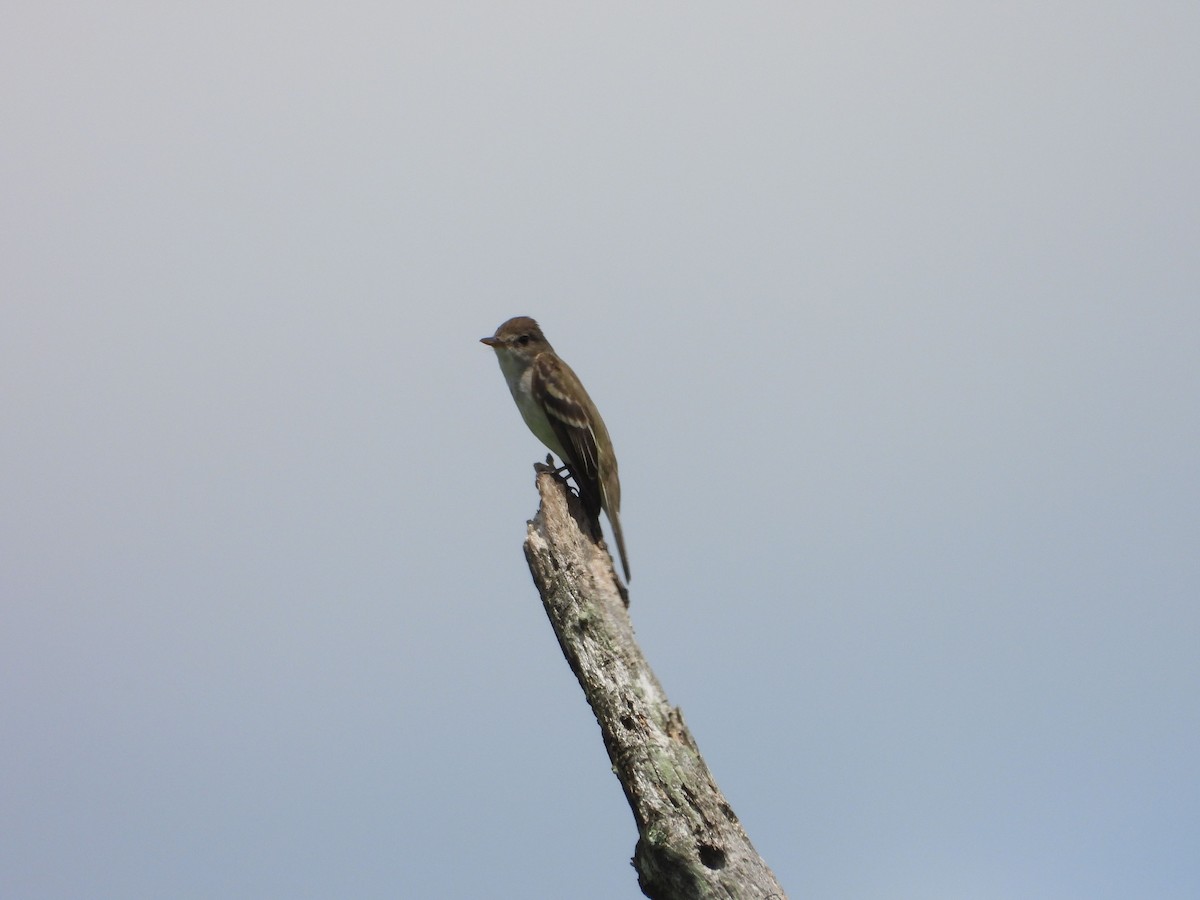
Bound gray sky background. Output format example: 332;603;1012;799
3;3;1198;898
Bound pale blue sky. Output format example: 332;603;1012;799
3;3;1198;898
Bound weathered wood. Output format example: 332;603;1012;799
523;465;787;900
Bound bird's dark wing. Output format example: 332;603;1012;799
532;352;603;517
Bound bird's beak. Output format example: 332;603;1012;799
480;336;498;347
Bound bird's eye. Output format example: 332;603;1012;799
516;334;531;345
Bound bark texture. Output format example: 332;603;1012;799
523;465;787;900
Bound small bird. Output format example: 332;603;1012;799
481;316;630;581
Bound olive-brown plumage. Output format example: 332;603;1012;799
481;317;629;581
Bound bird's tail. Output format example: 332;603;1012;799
608;508;630;582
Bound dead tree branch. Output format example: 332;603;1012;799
522;465;787;900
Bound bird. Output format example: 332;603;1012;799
481;316;630;581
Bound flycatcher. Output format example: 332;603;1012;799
481;316;630;581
